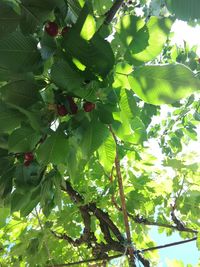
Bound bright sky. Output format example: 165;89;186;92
171;20;200;56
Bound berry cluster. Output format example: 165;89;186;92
56;96;95;117
45;21;71;37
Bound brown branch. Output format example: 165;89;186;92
109;125;136;267
132;214;198;234
47;236;197;267
88;203;124;243
46;254;123;267
104;0;124;25
63;181;124;243
140;236;197;253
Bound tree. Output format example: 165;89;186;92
0;0;200;266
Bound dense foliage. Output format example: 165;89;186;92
0;0;200;266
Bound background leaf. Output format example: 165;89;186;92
166;0;200;20
129;64;200;105
0;31;42;73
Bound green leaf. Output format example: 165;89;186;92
0;30;42;73
116;15;145;51
98;135;115;172
80;14;96;40
0;80;41;108
166;0;200;20
15;163;42;189
92;0;113;16
0;163;15;199
0;207;10;228
0;103;24;133
128;64;200;105
126;17;173;65
116;15;173;65
8;126;41;153
80;120;109;158
51;59;84;92
37;130;68;165
11;190;31;213
130;117;147;143
62;4;114;77
0;2;20;39
20;0;63;33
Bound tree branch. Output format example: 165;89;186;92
109;125;136;267
47;237;197;267
140;236;197;253
46;254;123;267
104;0;124;25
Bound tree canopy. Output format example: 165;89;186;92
0;0;200;266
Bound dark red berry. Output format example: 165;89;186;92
45;22;59;37
67;96;78;114
24;152;34;162
83;102;95;112
61;26;70;36
24;160;31;167
57;104;68;116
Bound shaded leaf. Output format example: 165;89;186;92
129;64;200;105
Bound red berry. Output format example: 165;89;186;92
24;152;34;162
45;22;58;37
24;160;31;167
67;96;78;114
83;102;95;112
57;104;68;116
61;26;70;36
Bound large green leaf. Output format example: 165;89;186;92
128;64;200;105
98;135;115;172
0;102;24;133
37;130;68;165
20;0;63;33
62;31;114;77
116;15;172;65
116;15;145;52
51;60;84;92
0;2;20;39
0;80;42;108
8;126;41;153
11;190;32;213
0;31;42;73
126;17;173;65
80;120;109;158
62;3;114;78
166;0;200;20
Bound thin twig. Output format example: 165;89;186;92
109;125;136;267
104;0;124;25
140;236;197;253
